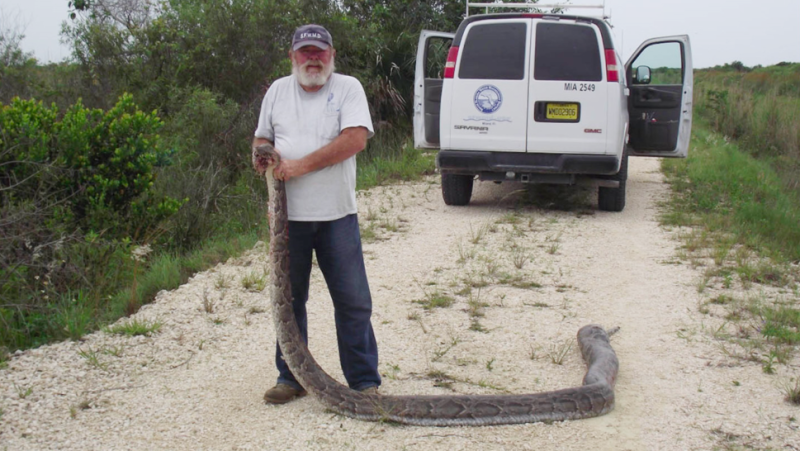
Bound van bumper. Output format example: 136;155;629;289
437;151;620;176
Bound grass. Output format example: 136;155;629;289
783;377;800;405
241;271;267;292
105;318;162;337
14;382;33;399
662;73;800;374
511;248;529;269
77;347;109;371
662;122;800;263
759;306;800;344
546;339;573;365
694;64;800;193
357;138;436;190
414;291;455;310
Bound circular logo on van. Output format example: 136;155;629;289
473;85;503;114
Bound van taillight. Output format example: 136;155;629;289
444;46;459;79
605;49;619;82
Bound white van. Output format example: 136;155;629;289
414;4;693;211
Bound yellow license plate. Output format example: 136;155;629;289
546;103;579;121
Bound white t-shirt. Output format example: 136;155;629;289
254;73;374;221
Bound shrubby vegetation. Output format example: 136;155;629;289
663;61;800;263
0;0;464;353
694;62;800;191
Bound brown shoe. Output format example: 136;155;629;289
263;383;307;404
358;386;380;396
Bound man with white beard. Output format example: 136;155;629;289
252;24;380;404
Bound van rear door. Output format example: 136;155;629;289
625;35;693;157
526;20;610;155
443;19;530;153
414;31;454;149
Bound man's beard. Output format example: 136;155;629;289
292;57;335;88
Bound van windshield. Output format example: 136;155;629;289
534;23;602;81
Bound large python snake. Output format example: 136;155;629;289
257;145;619;426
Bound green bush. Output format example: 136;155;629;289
1;95;182;238
0;95;181;350
56;94;183;238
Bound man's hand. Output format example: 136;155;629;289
272;159;305;182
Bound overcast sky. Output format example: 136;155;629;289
1;0;799;68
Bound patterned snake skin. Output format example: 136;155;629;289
257;145;619;426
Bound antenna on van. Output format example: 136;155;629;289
465;1;606;18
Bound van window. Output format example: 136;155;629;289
630;42;683;85
425;37;453;79
534;23;602;81
459;23;527;80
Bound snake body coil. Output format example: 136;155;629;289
259;145;618;426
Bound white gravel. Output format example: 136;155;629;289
1;158;798;450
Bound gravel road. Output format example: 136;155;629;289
1;157;798;451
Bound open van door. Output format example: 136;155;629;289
414;30;455;149
625;35;693;158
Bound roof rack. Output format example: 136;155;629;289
465;1;606;18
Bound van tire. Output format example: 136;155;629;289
598;150;628;212
442;174;474;206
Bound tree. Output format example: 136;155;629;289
0;20;39;103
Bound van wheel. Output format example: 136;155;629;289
442;174;474;206
598;180;626;212
598;150;628;212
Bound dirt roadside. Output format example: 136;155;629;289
1;158;798;451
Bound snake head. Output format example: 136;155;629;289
254;143;281;169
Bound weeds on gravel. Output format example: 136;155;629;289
414;291;454;310
384;363;401;380
547;339;573;365
431;337;459;362
469;222;490;245
13;382;32;399
762;352;777;374
214;274;230;290
247;306;266;315
511;248;529;269
241;271;267;291
469;319;487;333
759;305;800;345
498;272;542;289
456;240;476;263
426;369;506;392
467;290;487;318
202;288;214;313
78;347;108;370
69;400;92;419
782;377;800;405
497;212;522;225
359;221;379;243
105;318;162;337
427;369;455;389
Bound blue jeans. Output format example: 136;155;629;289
275;214;380;391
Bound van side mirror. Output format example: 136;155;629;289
634;66;651;85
